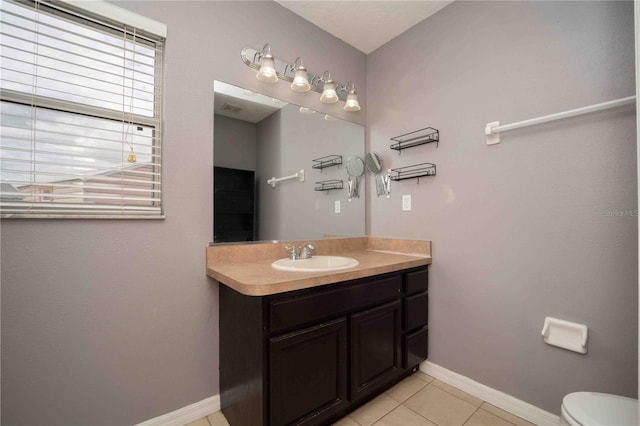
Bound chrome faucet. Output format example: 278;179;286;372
284;243;316;260
299;243;316;259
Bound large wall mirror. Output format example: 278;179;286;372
213;81;365;243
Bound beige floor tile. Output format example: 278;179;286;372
385;376;428;403
480;403;536;426
332;415;361;425
414;371;435;383
464;408;515;426
350;393;400;426
206;411;230;426
431;379;483;407
373;405;438;426
404;384;478;426
184;418;210;426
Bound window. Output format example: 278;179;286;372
0;0;165;218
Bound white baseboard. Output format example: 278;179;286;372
135;394;220;426
420;361;560;426
135;363;559;426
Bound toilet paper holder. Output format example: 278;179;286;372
541;316;588;354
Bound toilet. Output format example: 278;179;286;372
560;392;638;426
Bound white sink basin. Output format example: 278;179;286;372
271;255;359;272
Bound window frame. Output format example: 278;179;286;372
0;0;167;219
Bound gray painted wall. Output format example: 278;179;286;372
256;104;365;241
214;114;257;171
0;1;366;425
366;0;637;414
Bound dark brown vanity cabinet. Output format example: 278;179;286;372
219;266;428;426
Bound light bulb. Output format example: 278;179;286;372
256;56;278;83
344;92;361;111
291;68;310;92
320;81;338;103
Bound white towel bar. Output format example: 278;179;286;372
485;96;636;145
267;169;305;187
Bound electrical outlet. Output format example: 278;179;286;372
402;194;411;211
335;200;341;213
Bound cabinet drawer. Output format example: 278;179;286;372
403;326;428;368
404;268;428;294
269;275;401;334
404;291;428;332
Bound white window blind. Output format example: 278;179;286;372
0;0;165;218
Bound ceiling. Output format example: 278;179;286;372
274;1;453;54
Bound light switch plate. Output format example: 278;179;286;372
335;200;341;213
402;195;411;211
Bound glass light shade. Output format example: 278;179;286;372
291;69;310;92
256;56;278;83
344;92;361;111
320;81;338;103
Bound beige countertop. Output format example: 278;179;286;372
206;237;432;296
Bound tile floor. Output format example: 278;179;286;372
185;372;537;426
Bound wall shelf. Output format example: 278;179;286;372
389;163;436;182
390;127;439;152
315;179;343;191
312;155;342;171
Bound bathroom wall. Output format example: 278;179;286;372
214;114;257;171
0;2;366;425
367;0;638;414
256;104;365;240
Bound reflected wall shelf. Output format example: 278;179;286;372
312;155;342;171
315;179;344;191
390;127;439;152
389;163;436;182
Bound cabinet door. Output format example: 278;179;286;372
350;300;401;400
269;318;348;426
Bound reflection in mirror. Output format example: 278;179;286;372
345;156;364;201
365;152;383;174
346;156;365;177
213;81;365;243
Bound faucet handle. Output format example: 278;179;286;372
285;245;299;260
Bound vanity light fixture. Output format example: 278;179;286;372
256;44;278;83
318;71;338;104
241;45;360;112
340;81;361;112
290;57;311;92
